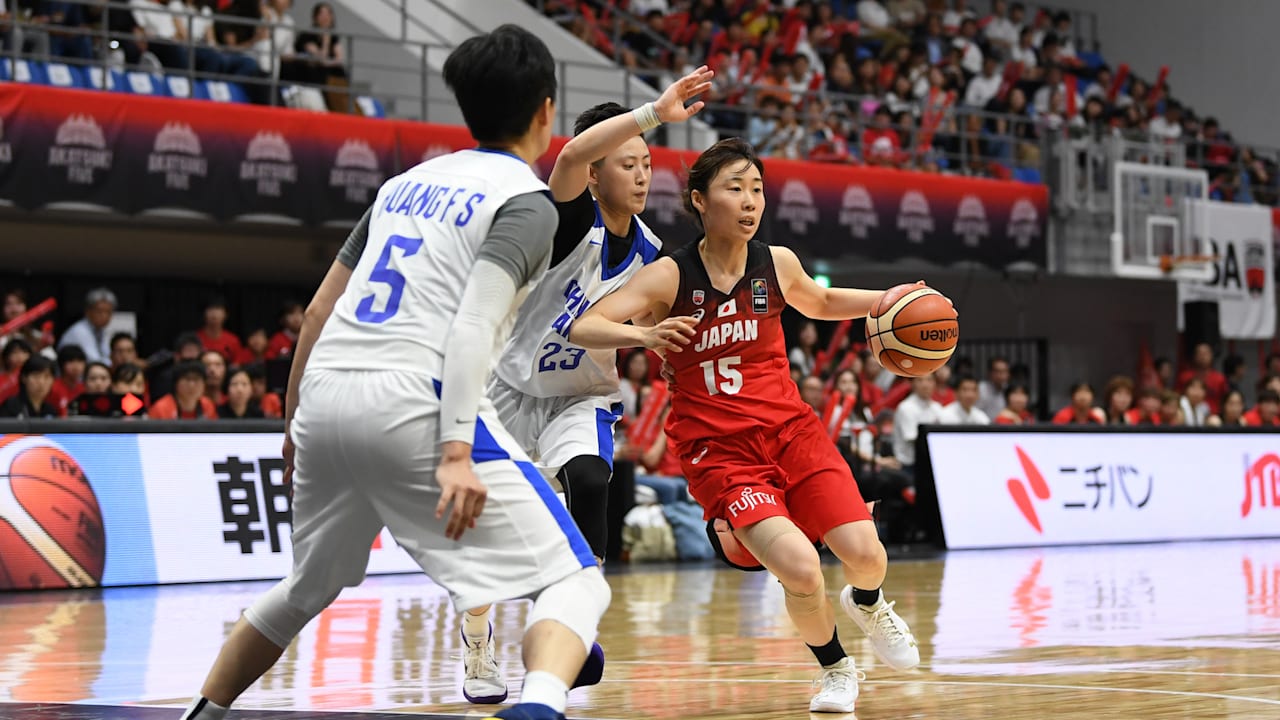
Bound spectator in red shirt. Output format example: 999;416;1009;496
1052;382;1105;424
1209;389;1247;427
993;383;1033;425
1125;386;1162;425
1242;390;1279;426
267;300;303;359
0;337;33;404
197;297;242;362
1102;375;1135;424
201;350;228;406
1157;390;1184;425
48;344;87;416
246;363;283;419
1176;343;1228;413
149;360;217;420
862;105;902;166
235;328;270;367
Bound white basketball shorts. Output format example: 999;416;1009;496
287;369;597;612
488;375;624;479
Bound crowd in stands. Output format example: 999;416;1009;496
0;0;355;111
0;287;298;420
534;0;1278;198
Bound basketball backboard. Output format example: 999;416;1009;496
1111;162;1215;281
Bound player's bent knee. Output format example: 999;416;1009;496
765;539;825;595
526;566;611;652
245;579;333;649
561;455;611;500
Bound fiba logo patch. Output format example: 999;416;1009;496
241;132;298;197
896;190;935;243
420;144;451;163
953;195;990;247
1007;198;1041;249
647;167;682;225
0;117;11;165
48;114;113;185
838;184;878;239
148;122;208;191
0;436;105;590
777;179;819;234
330;139;384;204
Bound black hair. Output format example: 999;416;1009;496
1223;354;1245;377
955;374;979;388
223;367;253;396
110;332;136;351
573;102;629;137
112;362;142;385
173;360;206;382
205;296;227;311
244;362;268;382
442;24;557;144
279;299;303;321
3;338;32;361
56;343;87;368
1069;381;1094;396
988;355;1009;370
1004;383;1030;401
85;361;112;382
20;354;56;378
174;331;202;352
1260;389;1280;405
681;138;764;230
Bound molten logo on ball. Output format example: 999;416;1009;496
0;436;105;590
919;327;959;343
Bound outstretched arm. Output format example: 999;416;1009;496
547;66;713;202
772;246;883;321
569;258;694;352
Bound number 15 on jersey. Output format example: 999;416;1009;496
700;356;742;395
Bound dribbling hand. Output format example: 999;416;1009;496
642;316;698;353
436;458;488;541
654;66;715;124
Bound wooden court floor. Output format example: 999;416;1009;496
1;539;1278;719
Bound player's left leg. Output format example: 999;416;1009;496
776;414;921;672
538;398;625;562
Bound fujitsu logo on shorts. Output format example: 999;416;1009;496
727;487;777;518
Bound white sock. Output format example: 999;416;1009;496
462;608;490;640
520;670;569;713
180;697;228;720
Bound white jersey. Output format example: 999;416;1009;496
495;201;661;398
309;149;549;377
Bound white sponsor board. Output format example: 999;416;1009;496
138;433;421;585
926;430;1280;549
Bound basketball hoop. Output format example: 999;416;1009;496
1159;254;1217;275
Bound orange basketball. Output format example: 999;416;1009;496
865;283;958;377
0;436;105;590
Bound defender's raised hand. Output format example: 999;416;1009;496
654;65;715;124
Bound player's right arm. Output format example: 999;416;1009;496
436;192;557;539
568;258;695;352
546;66;713;201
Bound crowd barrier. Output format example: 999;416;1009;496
0;421;421;591
917;426;1280;550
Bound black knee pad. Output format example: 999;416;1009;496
559;455;612;558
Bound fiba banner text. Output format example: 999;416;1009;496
0;433;420;591
924;429;1280;549
1177;201;1275;340
0;84;1047;271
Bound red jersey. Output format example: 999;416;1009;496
665;241;808;444
198;329;243;362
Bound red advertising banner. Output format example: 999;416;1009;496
0;84;1048;269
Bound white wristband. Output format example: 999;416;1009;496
633;102;662;132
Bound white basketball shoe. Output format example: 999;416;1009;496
461;623;508;704
840;585;921;671
809;656;862;713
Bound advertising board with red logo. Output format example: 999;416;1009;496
924;429;1280;549
0;431;420;591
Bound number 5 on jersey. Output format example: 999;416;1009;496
700;356;742;396
356;235;424;323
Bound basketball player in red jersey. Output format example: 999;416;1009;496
569;138;920;714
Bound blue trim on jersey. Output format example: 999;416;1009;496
595;403;625;470
430;379;595;568
471;147;526;164
635;224;660;265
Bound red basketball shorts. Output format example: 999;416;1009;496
674;410;872;543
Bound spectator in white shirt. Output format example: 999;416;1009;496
1052;11;1077;59
1009;27;1038;75
964;54;1002;108
1180;377;1211;426
977;356;1010;419
1084;65;1112;101
940;375;990;425
1148;102;1183;141
984;0;1019;52
892;373;945;468
58;288;117;365
953;17;983;75
942;0;974;35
